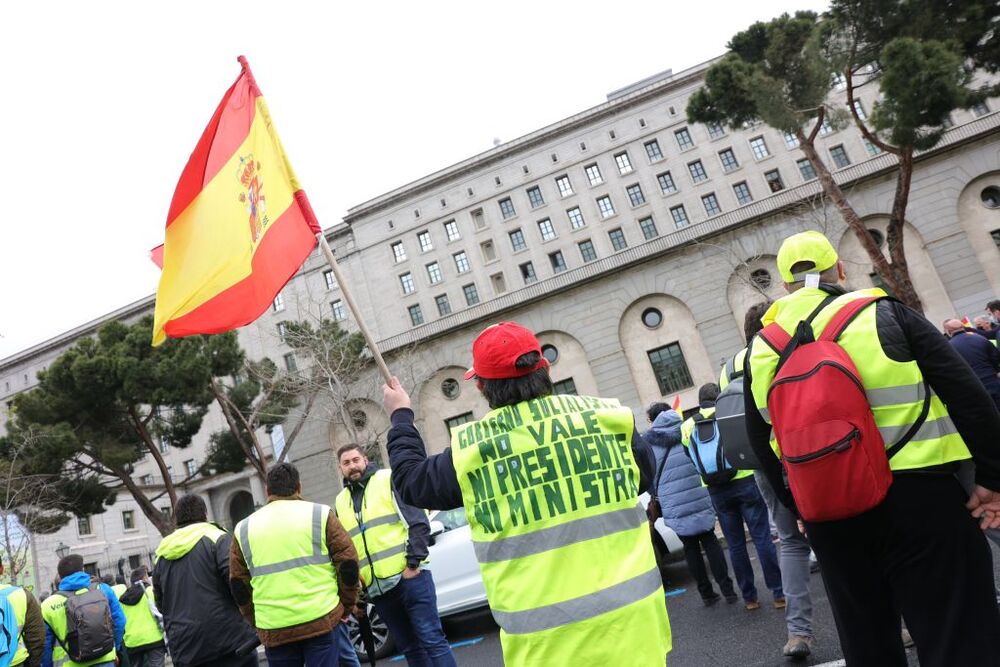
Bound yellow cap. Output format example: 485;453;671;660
776;231;839;283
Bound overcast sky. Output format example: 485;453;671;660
0;0;829;359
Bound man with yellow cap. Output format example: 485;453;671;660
380;322;671;666
744;230;1000;667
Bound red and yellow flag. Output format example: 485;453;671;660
152;56;320;345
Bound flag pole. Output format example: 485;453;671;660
316;233;393;383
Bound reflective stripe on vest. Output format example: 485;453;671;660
334;470;411;589
122;586;163;649
748;288;970;471
6;587;27;666
451;394;671;666
40;590;116;667
235;500;339;630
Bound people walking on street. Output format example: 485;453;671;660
382;322;671;666
334;446;455;667
945;318;1000;410
725;301;816;659
643;403;737;606
231;463;360;667
152;494;259;667
745;230;1000;667
682;383;784;611
0;559;45;667
41;554;125;667
119;567;165;667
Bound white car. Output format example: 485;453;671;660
347;502;682;660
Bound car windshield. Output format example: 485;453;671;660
432;507;469;531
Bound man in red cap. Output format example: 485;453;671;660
382;322;672;666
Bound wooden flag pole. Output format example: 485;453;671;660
316;233;393;383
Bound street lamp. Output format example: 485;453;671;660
55;542;70;559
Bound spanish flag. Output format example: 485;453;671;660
152;56;321;345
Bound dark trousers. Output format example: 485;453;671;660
126;646;166;667
265;629;341;667
678;530;735;600
806;474;1000;667
372;571;456;667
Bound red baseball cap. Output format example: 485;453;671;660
463;322;549;380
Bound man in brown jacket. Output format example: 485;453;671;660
1;560;44;667
230;463;359;667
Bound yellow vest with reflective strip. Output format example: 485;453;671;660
334;469;410;589
235;500;340;630
719;347;748;391
110;585;126;598
681;406;755;483
748;288;971;471
40;588;116;667
451;394;671;666
3;586;27;666
121;586;163;649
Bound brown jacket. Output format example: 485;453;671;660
229;494;359;648
23;589;44;667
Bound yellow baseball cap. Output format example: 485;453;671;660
776;231;839;283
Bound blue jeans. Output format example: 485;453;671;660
336;623;361;667
372;571;456;667
709;475;783;603
264;628;340;667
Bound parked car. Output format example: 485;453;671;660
347;502;683;660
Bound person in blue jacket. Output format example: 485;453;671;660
42;554;126;667
643;403;737;605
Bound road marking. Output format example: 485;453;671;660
390;636;484;662
664;587;687;598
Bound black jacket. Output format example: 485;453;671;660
346;464;430;572
152;523;257;667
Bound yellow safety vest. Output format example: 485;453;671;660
681;407;755;484
719;347;747;391
121;586;163;649
110;585;126;598
334;469;411;590
451;394;671;666
3;586;27;666
40;588;116;667
235;499;340;630
748;287;970;471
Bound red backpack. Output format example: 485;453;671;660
758;295;929;522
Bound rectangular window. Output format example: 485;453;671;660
537;218;556;241
585;163;603;186
184;459;197;477
733;181;753;205
831;72;847;90
391;242;406;263
417;231;433;252
718;148;739;172
471;207;486;229
567;207;586;229
863;139;883;156
608;228;628;251
435;294;452;316
520;262;538;284
702;192;722;217
408;304;424;326
614;151;633;175
687;160;708;183
852;99;867;121
644;140;664;162
331;299;346;321
639;216;658;240
277;322;288;342
509;229;527;252
283;352;297;372
549;250;568;273
140;474;153;486
491;272;507;294
78;516;92;536
527;186;545;208
670;205;689;229
324;270;337;290
453;251;471;274
626;183;645;207
463;283;480;305
783;131;800;149
400;272;415;294
797;158;817;181
445;412;475;434
657;171;677;194
159;437;170;453
597;195;616;218
830;144;851;169
765;169;785;192
674;127;694;151
480;239;497;262
707;122;726;140
426;262;443;284
749;135;770;160
128;554;142;570
444;219;461;242
578;239;597;262
991;229;1000;249
499;198;516;220
552;377;578;395
272;292;285;312
555;175;574;197
819;118;834;136
647;343;694;394
122;510;136;531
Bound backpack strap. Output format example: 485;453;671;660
818;296;882;342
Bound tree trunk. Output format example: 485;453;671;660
211;381;266;481
885;150;923;312
129;407;178;510
794;128;904;296
113;466;173;536
277;385;320;464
